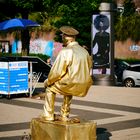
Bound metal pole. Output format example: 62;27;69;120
8;62;10;98
110;3;115;85
30;61;33;97
97;2;115;86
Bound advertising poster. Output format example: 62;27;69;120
92;14;111;75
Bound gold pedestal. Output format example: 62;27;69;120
31;118;96;140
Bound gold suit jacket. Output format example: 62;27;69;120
46;41;93;97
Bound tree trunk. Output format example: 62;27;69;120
21;11;30;56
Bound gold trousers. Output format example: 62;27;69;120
43;87;73;119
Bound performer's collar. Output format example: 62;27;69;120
67;41;79;47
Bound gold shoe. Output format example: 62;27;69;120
61;116;71;122
61;116;80;123
53;114;70;122
39;114;54;121
54;114;80;123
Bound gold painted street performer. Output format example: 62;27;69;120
41;26;93;122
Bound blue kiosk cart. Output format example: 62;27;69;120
0;61;28;98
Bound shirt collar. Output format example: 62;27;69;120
67;41;79;48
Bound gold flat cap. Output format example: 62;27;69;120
60;26;79;36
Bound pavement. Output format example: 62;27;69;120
0;83;140;140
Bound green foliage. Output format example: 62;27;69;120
0;53;21;57
130;15;140;42
13;0;33;9
101;0;112;2
115;58;140;64
114;0;140;42
123;0;135;16
115;14;140;42
52;0;99;48
0;53;50;61
29;53;50;61
0;0;140;49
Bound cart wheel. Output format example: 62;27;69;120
0;94;3;99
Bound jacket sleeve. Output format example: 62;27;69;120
47;50;69;86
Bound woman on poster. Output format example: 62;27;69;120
92;14;110;74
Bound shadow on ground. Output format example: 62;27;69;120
97;128;112;140
0;87;45;99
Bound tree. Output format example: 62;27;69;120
28;0;100;54
114;0;140;42
51;0;99;52
0;0;100;54
1;0;139;55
